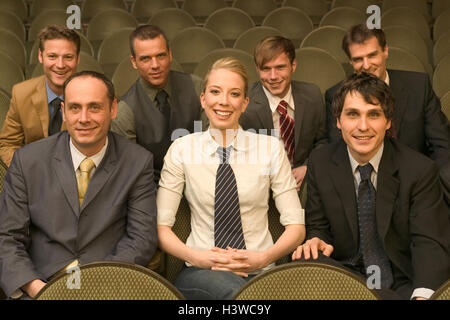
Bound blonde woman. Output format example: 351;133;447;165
157;57;305;300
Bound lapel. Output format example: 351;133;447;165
52;132;80;217
291;82;306;154
251;82;275;130
30;76;50;138
375;139;400;241
330;141;359;244
387;70;408;134
80;132;118;212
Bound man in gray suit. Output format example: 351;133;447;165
240;36;327;193
0;71;157;299
111;25;206;185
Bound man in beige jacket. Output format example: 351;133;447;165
0;25;80;166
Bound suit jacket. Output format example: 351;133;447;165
0;75;66;167
0;131;157;297
240;81;327;168
325;70;450;168
306;138;450;296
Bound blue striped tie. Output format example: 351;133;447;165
214;146;246;249
357;164;393;288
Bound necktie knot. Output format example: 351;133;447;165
80;158;95;174
51;97;62;108
358;164;373;182
156;90;168;106
217;146;232;164
276;100;288;116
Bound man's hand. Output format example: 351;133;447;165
291;237;334;260
292;165;307;191
21;279;46;299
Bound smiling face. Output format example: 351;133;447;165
38;38;79;96
348;36;388;81
337;91;391;164
257;52;297;98
130;35;172;89
62;76;117;157
201;68;249;138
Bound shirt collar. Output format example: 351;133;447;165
45;80;63;104
348;142;384;176
202;126;248;157
139;75;172;102
384;70;390;86
262;83;294;113
70;137;108;172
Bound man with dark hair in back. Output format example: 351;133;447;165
0;25;81;166
111;24;206;184
0;71;157;300
293;72;450;300
325;24;450;168
240;36;326;196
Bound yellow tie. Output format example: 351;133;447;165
77;158;95;205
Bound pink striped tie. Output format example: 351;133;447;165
277;100;295;165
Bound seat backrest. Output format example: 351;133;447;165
97;28;134;78
386;46;428;77
182;0;227;23
262;7;314;47
204;8;255;47
28;9;71;42
35;261;184;299
87;8;138;42
232;0;278;25
170;27;225;73
148;8;197;41
382;0;431;22
131;0;177;22
381;7;431;43
0;89;11;139
434;30;450;67
293;47;346;95
29;0;73;20
112;56;183;98
434;9;450;43
282;0;329;25
440;90;450;121
0;0;27;21
0;10;26;42
32;51;104;78
300;26;347;63
193;48;258;84
330;0;371;12
384;25;431;70
233;26;284;55
0;28;26;70
81;0;128;22
319;7;366;30
233;262;381;299
433;53;450;98
430;279;450;300
0;52;24;96
433;0;450;19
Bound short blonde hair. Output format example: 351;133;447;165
202;57;249;96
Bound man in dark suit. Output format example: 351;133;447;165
293;73;450;300
325;24;450;168
111;25;206;184
0;71;157;299
240;36;326;193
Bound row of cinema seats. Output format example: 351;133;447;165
0;156;448;300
